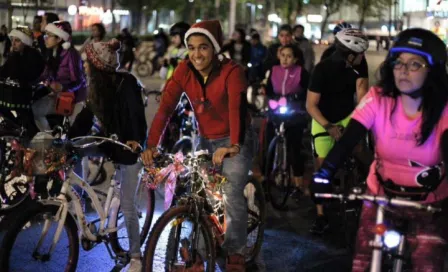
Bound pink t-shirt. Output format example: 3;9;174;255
352;86;448;203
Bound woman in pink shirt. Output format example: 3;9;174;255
312;28;448;271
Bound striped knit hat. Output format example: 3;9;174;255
84;39;121;72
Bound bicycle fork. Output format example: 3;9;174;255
33;198;70;261
370;204;385;272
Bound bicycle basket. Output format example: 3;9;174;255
27;133;69;175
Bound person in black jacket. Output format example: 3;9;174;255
263;24;305;75
69;39;146;272
0;25;11;65
0;26;45;136
221;28;251;67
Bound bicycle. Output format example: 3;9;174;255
310;126;369;247
143;151;266;271
315;188;442;272
0;135;155;271
264;95;308;210
0;80;106;212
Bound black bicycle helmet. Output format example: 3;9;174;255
169;22;191;42
389;28;447;67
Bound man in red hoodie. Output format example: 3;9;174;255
141;20;256;271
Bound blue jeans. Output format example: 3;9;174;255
117;162;142;258
195;128;257;255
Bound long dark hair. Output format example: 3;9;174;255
377;54;448;145
87;61;118;133
91;23;106;40
46;46;63;77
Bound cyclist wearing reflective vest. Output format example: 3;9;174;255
159;22;190;81
306;28;369;234
142;20;256;272
312;28;448;272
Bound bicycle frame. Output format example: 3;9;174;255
37;169;121;256
315;192;441;272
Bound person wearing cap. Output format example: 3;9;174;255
33;21;87;132
0;26;44;136
0;26;44;84
141;20;256;271
311;28;448;271
307;28;370;234
68;38;147;272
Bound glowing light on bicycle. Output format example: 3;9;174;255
384;230;401;248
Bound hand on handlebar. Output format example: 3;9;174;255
126;141;142;152
213;146;239;166
326;124;343;141
141;148;159;167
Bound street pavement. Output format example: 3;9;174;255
3;47;447;272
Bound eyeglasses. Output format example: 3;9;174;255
44;33;57;39
391;59;428;72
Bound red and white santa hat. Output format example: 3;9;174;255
184;20;223;54
45;21;72;50
9;26;33;47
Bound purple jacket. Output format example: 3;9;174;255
40;47;87;102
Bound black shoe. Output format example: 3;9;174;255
310;215;329;235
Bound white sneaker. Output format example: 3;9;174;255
125;259;142;272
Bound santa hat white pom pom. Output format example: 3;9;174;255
62;42;71;50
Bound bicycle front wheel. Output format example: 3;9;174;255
0;203;79;272
143;205;216;272
265;136;292;210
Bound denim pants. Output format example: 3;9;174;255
71;140;142;258
195;128;257;255
116;162;143;258
32;94;84;131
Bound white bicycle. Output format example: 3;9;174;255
315;188;442;272
0;135;155;272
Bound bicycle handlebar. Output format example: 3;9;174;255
70;135;142;153
314;193;442;213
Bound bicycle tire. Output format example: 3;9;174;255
265;136;292;210
245;178;266;263
136;63;153;78
0;203;79;272
0;133;31;212
109;187;155;254
143;205;216;272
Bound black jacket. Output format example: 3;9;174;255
0;46;45;85
69;72;147;165
0;33;11;57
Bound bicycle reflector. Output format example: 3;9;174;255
384;230;401;248
373;223;387;236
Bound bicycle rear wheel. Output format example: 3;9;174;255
0;203;79;272
244;178;266;263
109;185;155;254
265;136;292;210
143;205;216;271
0;134;31;212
